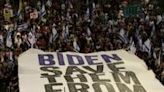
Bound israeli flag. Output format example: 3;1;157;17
143;39;151;56
40;4;46;17
73;38;80;52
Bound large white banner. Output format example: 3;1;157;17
18;49;164;92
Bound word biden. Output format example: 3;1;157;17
38;53;122;66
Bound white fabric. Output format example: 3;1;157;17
73;38;80;52
18;49;164;92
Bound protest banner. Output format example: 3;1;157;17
18;49;164;92
123;4;142;17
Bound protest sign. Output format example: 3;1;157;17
18;49;164;92
123;4;142;17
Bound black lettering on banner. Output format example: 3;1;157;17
41;75;58;83
101;54;122;63
107;62;125;72
112;72;120;83
45;83;63;92
85;55;102;65
38;53;148;92
82;65;103;73
133;85;147;92
116;83;133;92
92;82;115;92
38;54;55;65
112;71;141;85
40;67;62;76
66;66;87;75
67;54;84;65
68;83;89;92
57;52;65;65
116;83;147;92
64;74;87;82
89;73;111;82
40;67;62;83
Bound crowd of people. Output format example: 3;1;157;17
0;0;163;91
